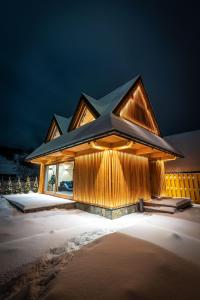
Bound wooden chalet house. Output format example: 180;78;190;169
27;76;183;218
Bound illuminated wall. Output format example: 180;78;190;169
165;173;200;203
118;85;159;135
77;106;95;128
149;160;166;197
74;150;151;208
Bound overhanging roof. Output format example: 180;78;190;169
26;113;183;161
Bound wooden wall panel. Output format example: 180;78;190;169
149;160;166;197
38;163;45;193
74;150;151;208
165;173;200;203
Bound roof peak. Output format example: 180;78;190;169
81;92;97;101
78;75;141;117
98;75;140;102
53;114;72;134
53;113;71;120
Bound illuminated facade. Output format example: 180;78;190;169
27;75;182;217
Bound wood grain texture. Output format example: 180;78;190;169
74;150;151;208
149;160;166;197
116;83;160;135
165;173;200;203
38;163;45;193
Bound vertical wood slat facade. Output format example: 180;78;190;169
165;173;200;203
38;163;45;193
74;150;151;208
149;160;166;197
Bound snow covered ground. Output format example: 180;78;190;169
0;195;200;299
0;196;113;284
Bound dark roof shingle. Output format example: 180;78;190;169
54;114;72;133
27;75;182;161
27;113;182;160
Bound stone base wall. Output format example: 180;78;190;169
75;202;136;219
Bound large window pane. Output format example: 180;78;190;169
57;162;74;196
45;165;57;192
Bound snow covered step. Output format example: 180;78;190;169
144;198;192;209
144;205;176;214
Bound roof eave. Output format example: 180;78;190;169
26;128;182;162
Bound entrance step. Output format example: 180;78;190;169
144;198;192;208
143;200;177;208
144;205;176;214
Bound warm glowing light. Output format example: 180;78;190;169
163;157;176;162
113;140;133;150
118;84;159;135
89;141;109;150
47;121;61;142
74;150;151;208
89;140;133;151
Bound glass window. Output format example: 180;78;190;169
45;165;57;192
57;162;74;196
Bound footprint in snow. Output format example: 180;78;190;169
172;233;181;240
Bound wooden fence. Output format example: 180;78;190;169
165;173;200;203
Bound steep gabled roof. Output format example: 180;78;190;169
96;75;140;115
27;113;183;161
45;114;72;143
68;94;100;131
81;75;140;116
27;75;182;161
81;93;99;111
69;75;161;134
67;75;141;131
54;114;72;133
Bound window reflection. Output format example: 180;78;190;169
44;162;74;196
45;165;57;192
57;162;74;196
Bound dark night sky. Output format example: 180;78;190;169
0;0;200;151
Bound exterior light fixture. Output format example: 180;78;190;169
89;140;133;151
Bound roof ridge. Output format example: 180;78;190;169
81;75;140;116
53;114;72;134
81;92;97;101
78;76;140;116
54;113;71;120
98;75;140;102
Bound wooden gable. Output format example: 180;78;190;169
69;99;97;131
115;82;160;136
46;119;61;142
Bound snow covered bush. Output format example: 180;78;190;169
4;177;13;194
33;177;38;193
24;176;31;193
15;177;22;194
